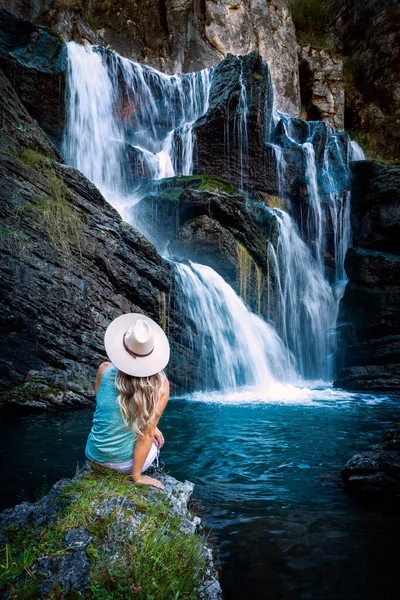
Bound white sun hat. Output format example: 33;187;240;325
104;313;170;377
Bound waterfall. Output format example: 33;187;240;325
350;141;365;161
303;141;324;271
268;210;336;380
63;42;211;214
62;41;359;391
175;262;297;391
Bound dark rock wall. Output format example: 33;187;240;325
327;0;400;160
334;160;400;391
0;8;67;148
0;60;196;411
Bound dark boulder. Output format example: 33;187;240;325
341;427;400;501
0;8;66;148
169;215;238;286
132;175;275;318
344;248;400;286
350;160;400;254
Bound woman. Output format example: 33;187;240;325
85;313;170;490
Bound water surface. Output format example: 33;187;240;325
1;387;400;599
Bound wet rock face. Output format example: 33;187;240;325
334;160;400;391
133;176;275;318
299;44;344;130
10;0;300;116
0;63;196;410
328;0;400;158
0;9;67;148
193;52;276;196
342;427;400;502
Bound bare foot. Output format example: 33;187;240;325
133;474;164;489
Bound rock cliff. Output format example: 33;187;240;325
334;160;400;391
4;0;301;116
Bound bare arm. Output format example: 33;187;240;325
132;379;170;489
95;362;112;393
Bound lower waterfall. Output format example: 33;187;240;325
174;262;298;392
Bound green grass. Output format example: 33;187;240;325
17;148;84;253
19;148;54;170
0;466;209;599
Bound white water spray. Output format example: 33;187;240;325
175;261;298;391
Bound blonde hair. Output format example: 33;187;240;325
115;369;166;438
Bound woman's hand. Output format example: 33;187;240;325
133;474;164;489
153;427;165;448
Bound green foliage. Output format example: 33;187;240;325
1;467;209;599
349;126;400;166
290;0;332;49
291;0;325;33
19;147;53;170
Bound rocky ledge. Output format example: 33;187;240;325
0;463;221;599
341;427;400;502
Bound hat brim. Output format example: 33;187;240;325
104;313;170;377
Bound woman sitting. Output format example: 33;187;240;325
85;313;170;489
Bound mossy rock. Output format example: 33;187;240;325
0;382;64;411
0;465;213;599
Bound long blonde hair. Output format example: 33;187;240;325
115;369;166;437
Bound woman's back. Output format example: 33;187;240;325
86;364;136;463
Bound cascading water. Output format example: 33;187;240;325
175;262;297;391
268;209;336;380
350;141;366;161
62;40;358;391
63;42;211;214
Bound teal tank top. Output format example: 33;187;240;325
85;364;136;463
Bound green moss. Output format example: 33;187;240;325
349;125;400;166
159;291;168;332
19;148;54;170
0;382;62;407
0;225;28;253
16;152;84;254
236;242;253;304
138;175;240;203
1;467;208;599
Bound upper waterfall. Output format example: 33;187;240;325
63;42;212;214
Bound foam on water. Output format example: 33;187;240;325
179;385;397;407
